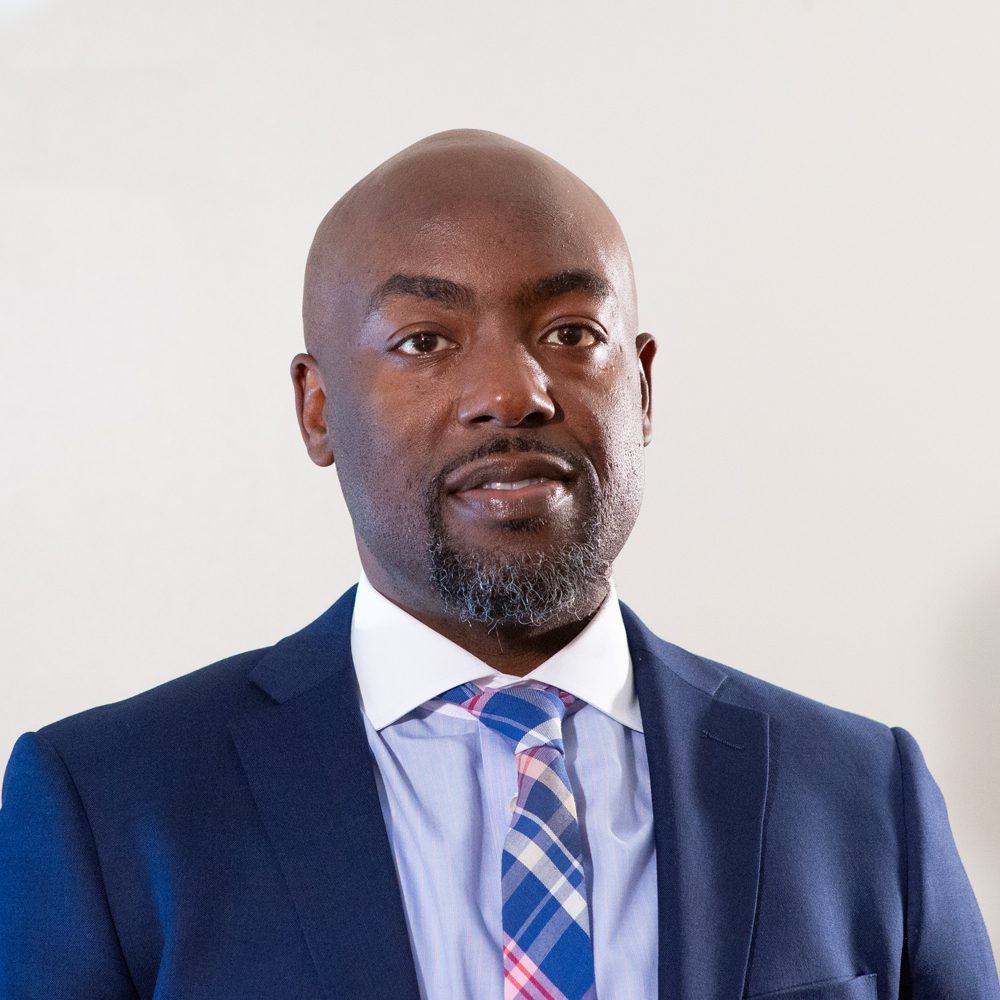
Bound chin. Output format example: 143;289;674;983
427;528;611;628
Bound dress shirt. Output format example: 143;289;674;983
351;571;658;999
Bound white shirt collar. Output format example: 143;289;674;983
350;570;643;734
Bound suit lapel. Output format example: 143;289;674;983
229;588;421;1000
623;605;770;1000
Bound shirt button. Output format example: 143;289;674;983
509;796;518;811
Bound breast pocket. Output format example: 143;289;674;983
745;972;877;1000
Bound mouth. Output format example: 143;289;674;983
443;453;576;523
445;453;575;493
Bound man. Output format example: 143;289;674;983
0;130;996;999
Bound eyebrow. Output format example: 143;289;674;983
365;274;475;318
365;268;614;319
516;269;615;310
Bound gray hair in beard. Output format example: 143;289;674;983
424;440;611;627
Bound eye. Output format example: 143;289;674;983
395;331;457;355
541;324;604;348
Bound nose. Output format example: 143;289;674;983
456;342;557;428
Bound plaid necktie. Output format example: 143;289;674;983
439;682;597;1000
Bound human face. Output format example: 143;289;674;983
296;194;654;626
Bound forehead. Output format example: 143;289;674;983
357;197;630;308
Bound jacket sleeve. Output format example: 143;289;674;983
893;726;1000;998
0;732;138;1000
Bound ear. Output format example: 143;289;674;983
635;332;656;446
290;353;335;466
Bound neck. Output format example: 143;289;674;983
359;554;609;677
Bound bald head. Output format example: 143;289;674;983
302;129;637;359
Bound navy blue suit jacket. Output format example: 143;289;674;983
1;587;997;999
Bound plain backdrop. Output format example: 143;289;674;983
2;0;998;961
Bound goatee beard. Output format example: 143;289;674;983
424;440;610;628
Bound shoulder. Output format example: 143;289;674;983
623;604;904;786
34;587;359;766
710;653;906;798
713;653;898;749
35;646;274;772
634;619;913;857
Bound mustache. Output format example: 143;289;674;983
428;436;591;495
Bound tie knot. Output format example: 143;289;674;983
438;682;574;754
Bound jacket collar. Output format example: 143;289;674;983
245;585;358;703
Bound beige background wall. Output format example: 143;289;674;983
2;0;998;959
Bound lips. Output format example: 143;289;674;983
442;452;577;525
444;454;575;495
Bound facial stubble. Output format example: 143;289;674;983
424;440;613;628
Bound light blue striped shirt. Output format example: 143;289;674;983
351;573;658;999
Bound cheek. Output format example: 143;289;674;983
580;355;645;442
328;372;445;494
584;371;647;497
